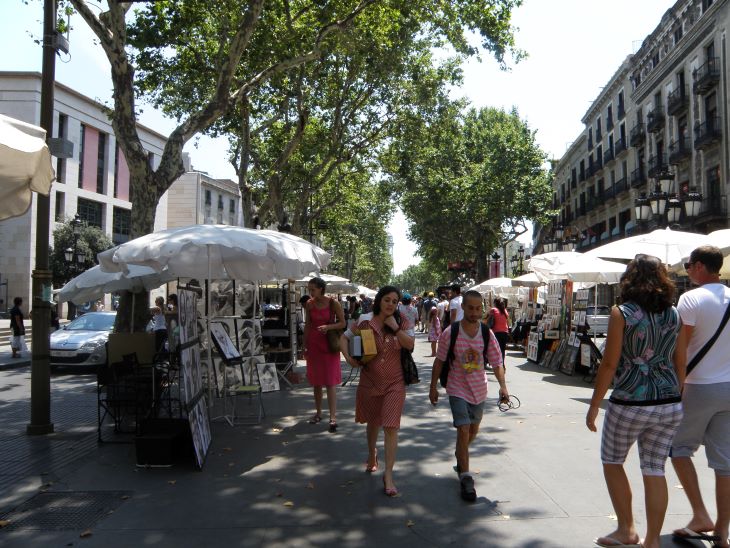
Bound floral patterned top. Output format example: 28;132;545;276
610;302;682;405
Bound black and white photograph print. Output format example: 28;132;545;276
210;280;235;318
210;321;241;362
243;355;265;386
236;283;258;318
257;362;280;393
237;318;262;357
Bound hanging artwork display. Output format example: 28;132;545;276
257;362;280;393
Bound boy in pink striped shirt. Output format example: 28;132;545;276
429;290;508;502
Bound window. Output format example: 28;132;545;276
217;195;224;210
204;190;211;205
78;124;85;188
77;197;103;229
229;199;235;213
674;26;683;45
54;191;65;222
96;132;106;194
607;105;613;128
618;91;625;117
112;207;131;245
56;114;67;184
707;165;721;199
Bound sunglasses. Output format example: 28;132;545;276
683;261;695;270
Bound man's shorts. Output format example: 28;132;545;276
671;382;730;476
449;396;484;428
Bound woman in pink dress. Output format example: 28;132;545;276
304;277;346;432
341;286;415;496
427;307;441;356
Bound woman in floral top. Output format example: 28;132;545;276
586;254;688;548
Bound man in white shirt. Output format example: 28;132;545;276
449;284;464;324
671;246;730;546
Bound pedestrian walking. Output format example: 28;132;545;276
485;298;510;366
586;254;687;548
341;286;415;497
437;294;449;328
429;290;507;502
427;307;441;357
397;293;418;342
9;296;26;358
304;277;346;433
670;245;730;547
449;284;463;324
150;296;168;354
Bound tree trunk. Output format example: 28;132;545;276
475;231;488;282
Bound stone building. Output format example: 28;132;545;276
541;0;728;253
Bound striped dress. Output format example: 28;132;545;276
355;318;408;428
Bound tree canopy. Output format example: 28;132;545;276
384;104;554;281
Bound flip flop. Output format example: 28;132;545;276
672;528;721;542
593;535;641;547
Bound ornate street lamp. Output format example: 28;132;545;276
517;245;525;275
682;187;703;218
634;192;652;222
649;183;668;216
491;251;500;277
65;214;86;279
666;195;683;225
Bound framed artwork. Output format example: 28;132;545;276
243;355;265;386
257;362;280;393
237;318;262;357
210;280;235;318
209;321;241;362
236;283;258;318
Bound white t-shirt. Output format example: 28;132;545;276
677;283;730;384
436;300;448;322
397;303;418;336
449;295;464;322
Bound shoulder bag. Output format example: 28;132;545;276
326;298;343;353
401;348;420;385
686;300;730;375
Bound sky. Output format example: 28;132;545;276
0;0;677;274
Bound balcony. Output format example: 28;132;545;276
694;117;722;150
667;86;689;116
603;148;614;164
614;176;629;195
648;154;672;179
630;167;647;188
668;135;692;164
646;108;665;133
696;194;727;222
614;137;627;156
586;196;599;213
601;185;616;202
629;123;645;146
693;57;721;94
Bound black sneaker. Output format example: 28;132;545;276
460;475;476;502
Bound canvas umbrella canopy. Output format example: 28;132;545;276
0;113;55;220
511;272;543;287
289;273;358;294
550;255;627;284
99;224;331;281
585;227;710;265
468;277;514;294
57;264;176;305
356;285;377;298
671;228;730;279
526;251;585;282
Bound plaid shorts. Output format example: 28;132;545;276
601;401;683;476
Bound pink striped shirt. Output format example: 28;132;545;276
436;323;503;405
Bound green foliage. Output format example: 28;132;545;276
390;259;449;295
49;219;114;288
385;103;555;280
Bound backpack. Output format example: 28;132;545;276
439;321;493;388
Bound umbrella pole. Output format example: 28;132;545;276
593;286;598;345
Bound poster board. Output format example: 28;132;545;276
178;289;211;469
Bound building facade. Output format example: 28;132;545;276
0;72;244;311
543;0;729;253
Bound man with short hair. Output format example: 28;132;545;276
671;245;730;547
449;284;464;324
429;290;508;502
360;294;373;315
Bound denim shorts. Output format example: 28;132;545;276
449;396;484;428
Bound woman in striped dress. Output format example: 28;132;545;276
586;255;687;548
341;286;415;497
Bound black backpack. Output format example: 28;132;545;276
439;321;493;388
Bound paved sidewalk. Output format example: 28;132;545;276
0;334;717;547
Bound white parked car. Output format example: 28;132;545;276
586;305;611;336
50;312;116;371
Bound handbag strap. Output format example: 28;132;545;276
686;299;730;375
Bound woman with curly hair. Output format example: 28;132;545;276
586;254;688;548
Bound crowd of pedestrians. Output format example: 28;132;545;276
297;245;729;547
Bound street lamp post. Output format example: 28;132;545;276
64;215;86;318
491;252;500;277
634;177;702;230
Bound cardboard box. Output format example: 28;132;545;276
349;329;378;364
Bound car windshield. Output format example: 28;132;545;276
66;313;116;332
587;306;611;316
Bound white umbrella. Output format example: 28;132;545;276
586;227;709;265
511;272;543;287
469;276;514;294
526;251;585;282
288;273;358;294
356;285;377;298
671;228;730;279
57;264;176;305
0;113;55;220
99;224;331;281
550;255;627;284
